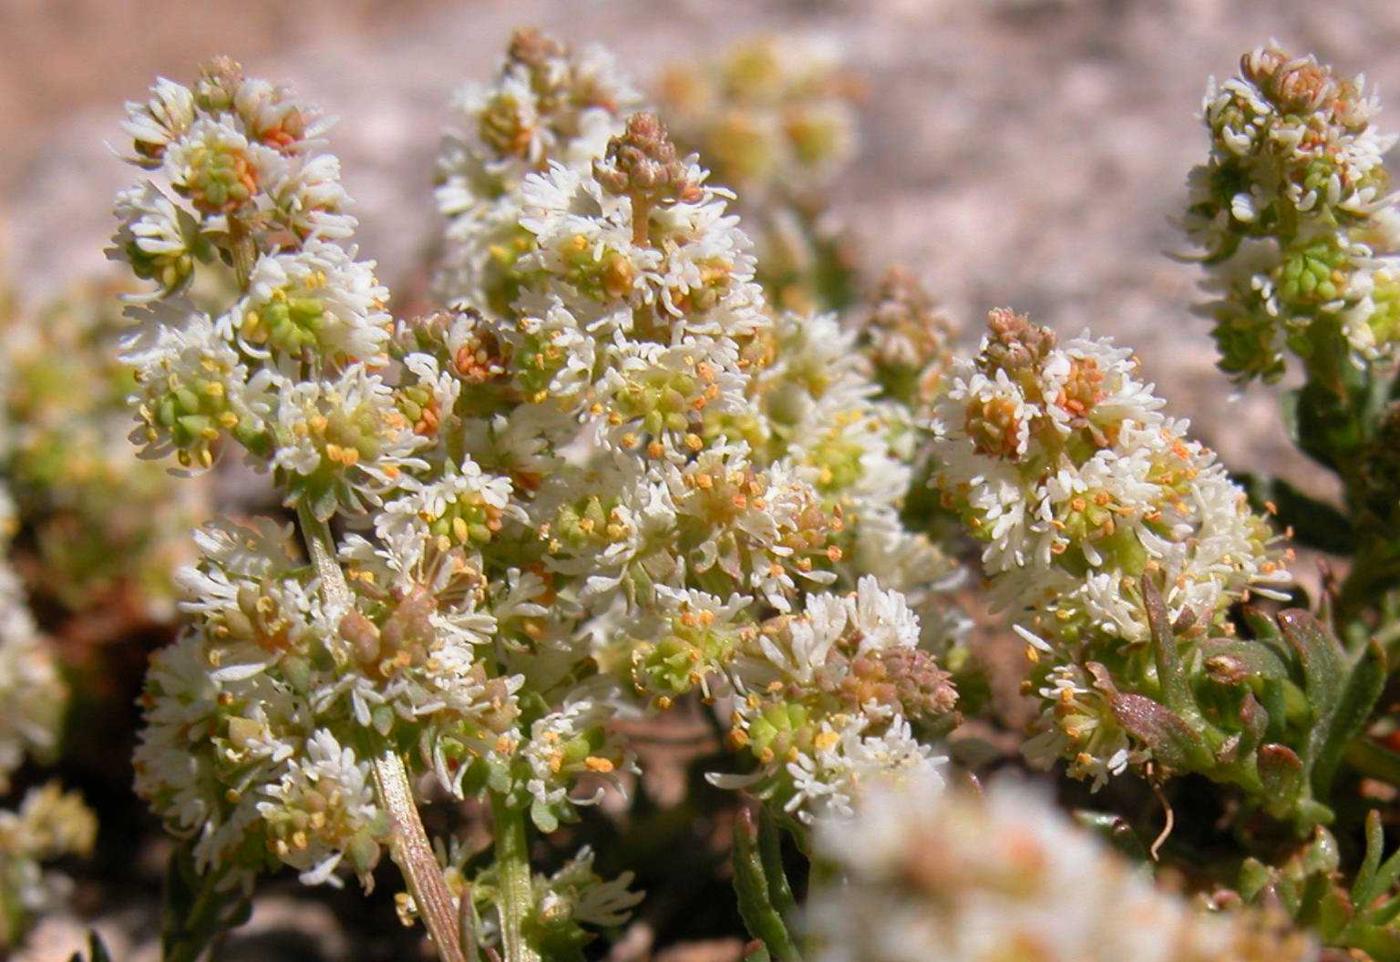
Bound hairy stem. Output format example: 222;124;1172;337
296;503;352;609
295;503;466;962
227;217;258;291
491;793;541;962
371;752;468;962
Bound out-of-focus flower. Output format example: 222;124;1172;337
808;773;1317;962
658;36;861;312
1;275;206;619
0;488;94;949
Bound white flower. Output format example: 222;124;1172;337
229;241;390;362
783;715;943;823
123;77;196;163
122;304;277;470
268;364;428;519
257;730;383;887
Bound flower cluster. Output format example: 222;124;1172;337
114;62;509;893
658;37;855;203
1185;43;1400;379
0;489;67;795
850;266;959;409
807;773;1317;962
432;43;963;821
928;309;1288;786
435;28;641;313
715;576;956;820
0;488;95;947
0;782;98;948
112;56;405;507
75;34;1400;962
0;274;205;618
115;51;963;944
657;36;859;312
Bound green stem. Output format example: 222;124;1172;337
732;806;802;962
228;217;257;291
295;503;467;962
160;848;249;962
295;502;351;610
491;793;541;962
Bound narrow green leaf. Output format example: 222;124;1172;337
1278;609;1345;715
1354;810;1387;909
758;810;798;928
1141;574;1197;719
1257;743;1304;805
1313;640;1387;797
1317;883;1356;941
1239;858;1274;902
68;932;114;962
1363;850;1400;918
1110;693;1214;772
733;807;802;962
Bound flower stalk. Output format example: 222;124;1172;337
295;502;466;962
491;793;541;962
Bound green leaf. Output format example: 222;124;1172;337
1257;743;1304;806
757;810;798;928
1278;609;1345;715
1072;811;1150;861
1239;857;1274;902
1141;574;1198;720
1199;638;1290;681
1313;639;1387;797
1110;693;1214;772
160;843;251;962
1317;881;1356;940
1353;810;1388;909
68;932;114;962
1287;365;1371;474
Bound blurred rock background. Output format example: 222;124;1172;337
5;0;1400;957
